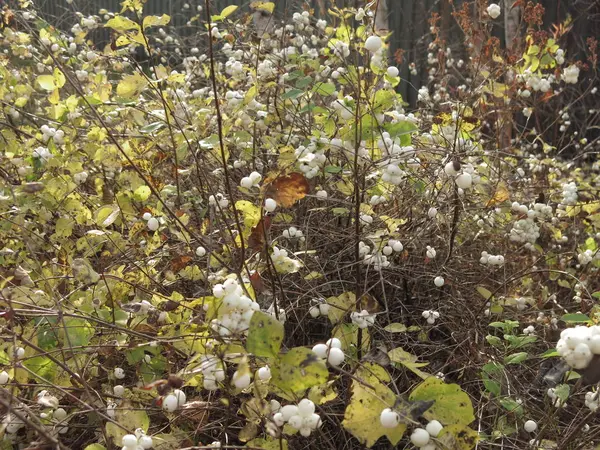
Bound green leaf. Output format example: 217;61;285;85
220;5;238;18
388;347;430;379
246;311;284;358
23;355;57;381
540;348;559;358
271;347;328;396
105;400;149;443
312;82;336;96
133;185;151;202
498;397;524;415
282;89;304;100
140;122;165;133
95;205;120;227
384;323;407;333
476;286;493;300
326;291;355;324
62;317;94;347
409;377;475;425
342;363;407;446
561;313;591;324
504;352;528;365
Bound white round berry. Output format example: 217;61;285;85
326;338;342;349
233;371;252;389
425;420;443;437
309;306;321;318
113;385;125;397
428;207;438;218
387;66;399;77
147;217;159;231
298;399;315;416
327;347;345;366
172;389;186;406
281;404;299;421
444;161;458;176
114;367;125;379
264;198;277;212
410;428;431;447
121;434;138;448
365;35;382;52
380;408;399;428
434;276;445;287
139;435;153;449
196;246;206;257
142;212;152;221
162;394;179;412
319;303;330;315
53;408;67;421
257;366;271;381
524;420;537;433
455;173;472;189
312;343;328;358
0;371;9;385
240;177;253;189
316;190;328;199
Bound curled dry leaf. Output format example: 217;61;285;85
263;172;310;208
248;216;272;251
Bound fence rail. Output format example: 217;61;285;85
33;0;599;105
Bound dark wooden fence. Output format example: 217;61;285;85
33;0;599;105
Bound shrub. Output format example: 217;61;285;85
0;1;599;449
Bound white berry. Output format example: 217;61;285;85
365;35;382;52
121;434;138;448
380;408;400;428
410;428;431;447
257;366;271;380
327;347;345;366
147;217;159;231
434;276;445;287
264;198;277;212
524;420;538;432
426;419;443;437
114;367;125;379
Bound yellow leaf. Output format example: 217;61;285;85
485;183;510;207
105;15;140;32
220;5;238;18
388;347;430;380
36;75;56;91
116;73;148;99
142;14;170;29
251;1;275;13
342;363;407;446
326;291;356;324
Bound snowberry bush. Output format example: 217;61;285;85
0;0;599;449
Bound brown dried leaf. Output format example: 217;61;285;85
264;172;310;208
248;216;272;251
170;255;192;272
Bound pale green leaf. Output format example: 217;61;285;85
409;377;475;425
246;311;284;358
326;291;355;324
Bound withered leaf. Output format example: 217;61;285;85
264;172;310;208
